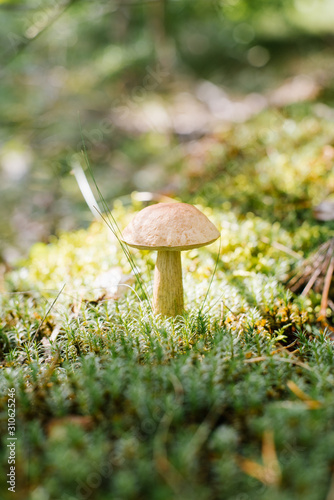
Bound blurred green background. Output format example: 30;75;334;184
1;0;334;262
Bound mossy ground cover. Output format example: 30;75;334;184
1;104;334;500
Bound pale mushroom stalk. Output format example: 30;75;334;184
154;250;184;316
122;202;220;317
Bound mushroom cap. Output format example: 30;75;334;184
122;202;220;251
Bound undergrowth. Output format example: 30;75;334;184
1;104;334;500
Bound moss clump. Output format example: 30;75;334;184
1;105;334;500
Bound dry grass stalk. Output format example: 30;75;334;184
287;238;334;320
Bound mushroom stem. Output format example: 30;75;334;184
153;250;184;317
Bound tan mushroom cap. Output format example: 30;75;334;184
122;202;220;251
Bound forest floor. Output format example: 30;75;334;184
1;99;334;500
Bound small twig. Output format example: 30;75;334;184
287;380;322;409
270;339;297;354
237;430;281;487
244;354;313;372
219;301;224;326
301;265;322;296
261;236;300;260
287;239;334;306
199;235;222;314
320;256;334;318
31;284;66;341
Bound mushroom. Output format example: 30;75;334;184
122;202;220;317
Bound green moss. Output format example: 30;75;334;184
1;106;334;500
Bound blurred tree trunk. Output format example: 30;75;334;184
114;5;131;42
148;0;176;70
